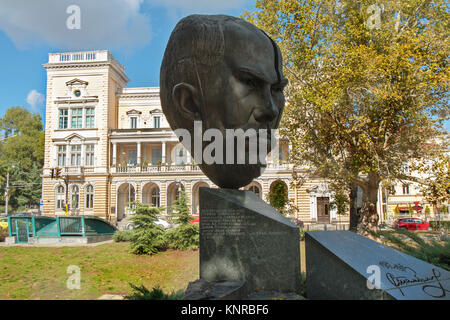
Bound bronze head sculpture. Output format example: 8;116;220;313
160;14;287;189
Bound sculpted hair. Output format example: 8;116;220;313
160;15;260;131
160;15;225;131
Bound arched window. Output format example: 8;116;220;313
56;185;65;210
71;185;79;209
85;185;94;209
151;187;160;207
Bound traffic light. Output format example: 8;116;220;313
55;167;62;180
51;168;55;179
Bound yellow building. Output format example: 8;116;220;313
41;50;350;227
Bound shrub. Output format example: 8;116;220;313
125;284;184;300
430;221;450;231
372;229;450;271
166;223;199;250
113;230;136;242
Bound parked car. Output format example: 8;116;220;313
395;218;431;231
124;218;173;230
190;217;200;224
189;214;199;224
155;218;173;229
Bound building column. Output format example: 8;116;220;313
137;142;141;165
162;142;166;165
112;142;117;166
81;142;86;167
66;143;70;166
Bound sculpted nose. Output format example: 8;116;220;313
254;100;278;123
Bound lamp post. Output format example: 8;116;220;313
122;151;131;213
64;172;69;217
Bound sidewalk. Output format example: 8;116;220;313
0;239;114;247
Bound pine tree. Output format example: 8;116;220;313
166;190;199;250
128;202;167;255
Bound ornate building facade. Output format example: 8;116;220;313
41;50;350;226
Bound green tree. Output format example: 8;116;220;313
168;189;192;225
166;190;199;250
413;152;450;213
128;202;167;255
0;107;44;211
330;191;350;217
244;0;449;235
267;180;288;214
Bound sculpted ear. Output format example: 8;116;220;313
172;83;200;122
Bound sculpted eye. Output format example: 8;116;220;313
244;78;259;89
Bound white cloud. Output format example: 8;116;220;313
26;90;45;111
0;0;151;50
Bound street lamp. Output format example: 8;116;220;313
122;151;131;211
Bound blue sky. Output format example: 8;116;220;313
0;0;255;127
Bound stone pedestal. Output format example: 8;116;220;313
306;231;450;300
198;188;301;296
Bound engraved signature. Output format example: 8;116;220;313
380;261;449;298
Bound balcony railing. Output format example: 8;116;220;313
112;163;291;174
114;164;202;174
60;166;95;175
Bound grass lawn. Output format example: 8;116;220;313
0;242;199;300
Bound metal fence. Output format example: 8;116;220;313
7;216;117;242
58;217;84;235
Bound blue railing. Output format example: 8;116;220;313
8;216;117;240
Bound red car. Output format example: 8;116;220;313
395;218;431;231
190;214;199;224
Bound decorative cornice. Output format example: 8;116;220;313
54;97;99;104
43;61;130;83
118;93;160;99
66;78;89;86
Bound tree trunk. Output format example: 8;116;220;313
357;173;380;236
349;185;359;232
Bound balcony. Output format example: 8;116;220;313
112;164;202;174
110;162;293;175
48;51;125;71
57;166;96;176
